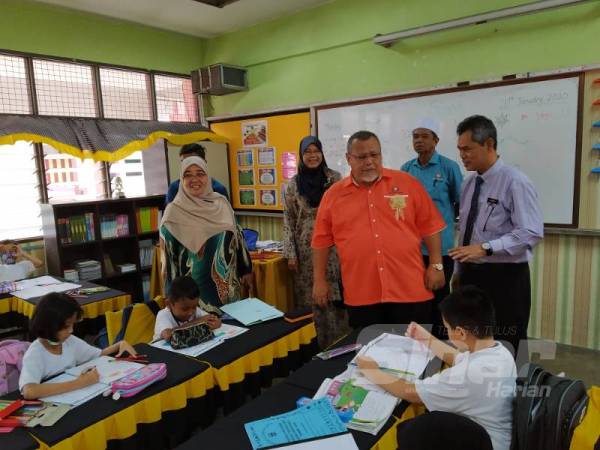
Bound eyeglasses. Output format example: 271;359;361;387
348;152;382;162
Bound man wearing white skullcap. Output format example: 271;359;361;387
401;119;463;338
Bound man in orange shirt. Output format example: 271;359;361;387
312;131;446;328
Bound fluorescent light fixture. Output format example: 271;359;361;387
373;0;592;47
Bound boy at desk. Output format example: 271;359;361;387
153;275;221;342
19;293;137;400
356;286;516;450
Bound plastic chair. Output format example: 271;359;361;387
105;297;165;345
397;411;493;450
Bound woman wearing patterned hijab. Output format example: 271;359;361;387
283;136;350;349
160;156;253;309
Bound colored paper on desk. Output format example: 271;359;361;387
221;298;283;326
66;356;144;384
244;397;346;449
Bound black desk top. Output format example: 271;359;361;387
2;343;209;448
199;316;314;369
175;329;405;450
17;279;127;307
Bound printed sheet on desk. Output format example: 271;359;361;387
38;356;144;407
312;333;433;435
151;323;248;357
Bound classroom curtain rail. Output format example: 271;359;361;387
0;115;226;162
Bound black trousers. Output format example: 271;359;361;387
346;300;432;333
460;262;531;362
423;254;454;339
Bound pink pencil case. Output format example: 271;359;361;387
110;363;167;400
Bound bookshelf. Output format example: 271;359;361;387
41;195;164;302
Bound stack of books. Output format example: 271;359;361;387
63;269;79;282
135;207;162;233
100;214;129;239
116;263;136;273
58;213;95;244
74;260;102;281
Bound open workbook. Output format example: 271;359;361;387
39;356;144;407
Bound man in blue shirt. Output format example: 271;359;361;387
449;115;543;364
401;119;463;337
165;143;229;205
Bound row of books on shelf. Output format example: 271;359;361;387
136;207;162;233
100;214;130;239
58;214;95;244
139;239;155;268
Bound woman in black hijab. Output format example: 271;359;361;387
282;136;349;349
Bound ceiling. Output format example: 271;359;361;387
33;0;333;38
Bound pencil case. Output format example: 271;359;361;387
110;363;167;400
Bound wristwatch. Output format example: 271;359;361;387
481;242;493;256
431;263;444;271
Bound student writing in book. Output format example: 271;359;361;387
153;275;221;342
19;293;137;400
356;286;516;450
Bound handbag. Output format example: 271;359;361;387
170;322;214;349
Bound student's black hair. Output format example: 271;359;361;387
30;292;83;340
179;143;206;159
346;130;381;153
168;276;200;303
439;286;496;338
456;115;497;149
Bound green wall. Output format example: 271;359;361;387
204;0;600;116
0;0;205;74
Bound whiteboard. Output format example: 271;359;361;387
316;76;580;225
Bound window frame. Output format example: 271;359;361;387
0;49;197;239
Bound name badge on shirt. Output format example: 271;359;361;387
384;193;408;220
487;198;499;205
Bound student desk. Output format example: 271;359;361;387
7;281;131;321
193;316;318;413
174;330;423;450
149;245;294;312
1;343;214;450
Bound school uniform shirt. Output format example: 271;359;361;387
312;168;446;306
153;306;207;341
414;343;517;450
19;336;102;391
401;151;463;256
455;157;543;274
0;260;34;282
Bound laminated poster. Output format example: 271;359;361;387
242;121;267;147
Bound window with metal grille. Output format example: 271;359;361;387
0;142;42;239
154;74;198;122
43;144;107;203
99;67;152;120
33;59;97;117
0;54;31;115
